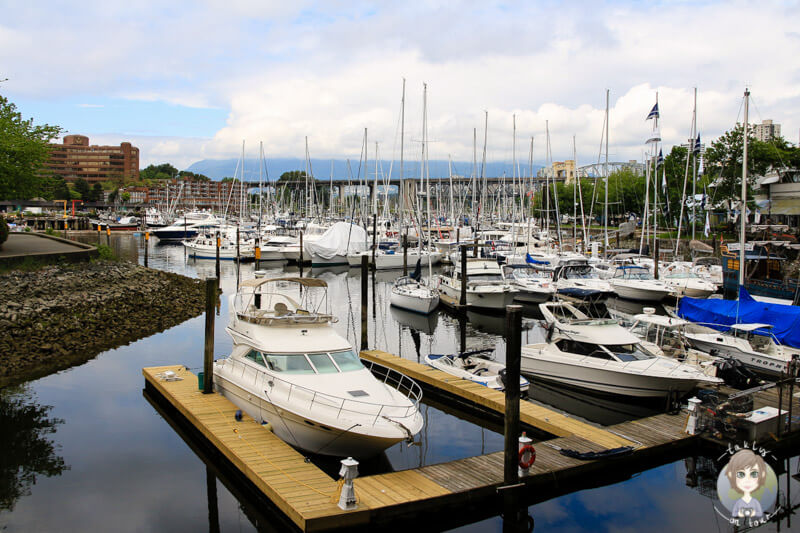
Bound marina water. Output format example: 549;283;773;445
1;234;797;532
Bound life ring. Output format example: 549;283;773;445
518;444;536;469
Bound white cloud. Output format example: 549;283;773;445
2;1;798;168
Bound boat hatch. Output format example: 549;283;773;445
348;390;369;397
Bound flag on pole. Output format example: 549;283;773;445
704;211;710;237
646;103;660;121
693;134;702;154
657;149;664;168
663;168;670;217
646;130;661;144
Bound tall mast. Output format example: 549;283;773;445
572;135;577;247
653;92;659;256
480;111;488;226
603;89;610;258
304;136;309;219
691;87;698;241
400;78;405;230
739;89;750;288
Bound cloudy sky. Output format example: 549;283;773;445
2;1;798;170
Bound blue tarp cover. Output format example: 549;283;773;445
677;286;800;348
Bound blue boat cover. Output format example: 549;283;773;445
677;286;800;348
525;253;550;265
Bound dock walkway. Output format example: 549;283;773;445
144;355;703;532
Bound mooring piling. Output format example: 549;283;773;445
361;254;369;352
203;277;217;394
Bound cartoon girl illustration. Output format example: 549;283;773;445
725;449;767;519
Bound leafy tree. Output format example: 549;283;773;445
0;95;62;200
73;178;90;200
121;192;131;203
178;170;210;181
139;163;178;181
90;183;103;202
0;216;8;248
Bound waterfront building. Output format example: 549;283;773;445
44;135;140;184
537;160;576;184
136;177;248;212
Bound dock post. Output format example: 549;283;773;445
361;255;369;351
97;224;101;243
144;231;149;268
403;234;408;276
106;225;110;246
653;239;660;279
686;397;701;435
206;466;220;533
337;457;359;511
299;230;304;266
236;225;240;264
460;245;468;307
215;231;220;279
473;236;479;258
203;278;217;394
502;304;523;532
372;213;377;269
255;235;261;270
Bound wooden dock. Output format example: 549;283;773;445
143;355;711;532
361;349;634;449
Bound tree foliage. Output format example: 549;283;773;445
73;178;91;200
139;163;178;181
0;95;62;200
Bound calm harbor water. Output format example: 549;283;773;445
1;233;797;532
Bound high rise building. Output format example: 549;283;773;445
753;120;781;142
43;135;140;184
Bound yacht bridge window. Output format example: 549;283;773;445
246;349;364;374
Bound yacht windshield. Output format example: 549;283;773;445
617;268;652;280
471;273;503;282
307;352;339;374
565;266;596;279
262;353;315;374
330;350;364;371
611;343;655;361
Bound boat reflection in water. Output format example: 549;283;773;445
529;380;662;426
390;306;439;336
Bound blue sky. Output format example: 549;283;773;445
1;1;798;169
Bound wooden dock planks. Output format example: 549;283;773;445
360;349;633;449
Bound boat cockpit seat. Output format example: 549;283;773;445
274;302;289;316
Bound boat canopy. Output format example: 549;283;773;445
555;322;641;346
730;323;774;332
632;314;690;328
678;286;800;348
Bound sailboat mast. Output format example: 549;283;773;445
572;135;577;247
691;87;698;241
739;89;750;288
603;89;610;258
400;78;405;230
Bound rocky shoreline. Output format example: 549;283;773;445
0;261;207;387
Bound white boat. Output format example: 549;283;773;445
683;323;799;377
390;275;439;314
552;258;614;301
151;213;221;241
437;259;518;310
214;277;424;458
661;272;717;298
305;222;368;267
373;249;441;270
521;302;722;398
609;265;674;302
182;227;255;260
425;351;529;393
503;265;555;304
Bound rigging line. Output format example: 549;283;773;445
311;422;362;456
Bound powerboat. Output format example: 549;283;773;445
151;212;221;241
437;259;518;310
183;226;255;260
214;277;424;458
552;258;614;301
424;350;529;394
503;265;555;304
683;323;799;378
305;222;367;267
609;265;674;302
521;302;722;398
661;272;717;298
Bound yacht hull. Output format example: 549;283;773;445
390;289;439;314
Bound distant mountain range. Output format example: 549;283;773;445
185;158;543;182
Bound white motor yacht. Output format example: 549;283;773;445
424;351;529;394
437;259;518;310
183;226;255;260
683;323;799;378
503;265;555;304
214;277;424;458
552;258;614;301
521;302;722;398
661;272;717;298
609;265;674;302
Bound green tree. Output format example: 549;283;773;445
178;170;210;181
0;96;62;200
140;163;178;181
73;178;90;200
90;183;103;202
121;192;131;203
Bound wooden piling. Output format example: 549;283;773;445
299;231;304;276
144;231;149;267
460;245;468;307
653;239;660;280
502;304;523;531
106;225;110;246
372;213;377;269
361;255;369;351
203;278;217;394
215;231;221;279
236;225;240;264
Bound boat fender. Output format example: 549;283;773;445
498;368;507;387
234;409;243;422
518;443;536;469
261;422;273;432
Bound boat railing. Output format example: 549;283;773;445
219;358;421;425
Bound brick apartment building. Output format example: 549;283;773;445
124;177;248;212
44;134;140;184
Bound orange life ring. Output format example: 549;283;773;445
518;444;536;469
